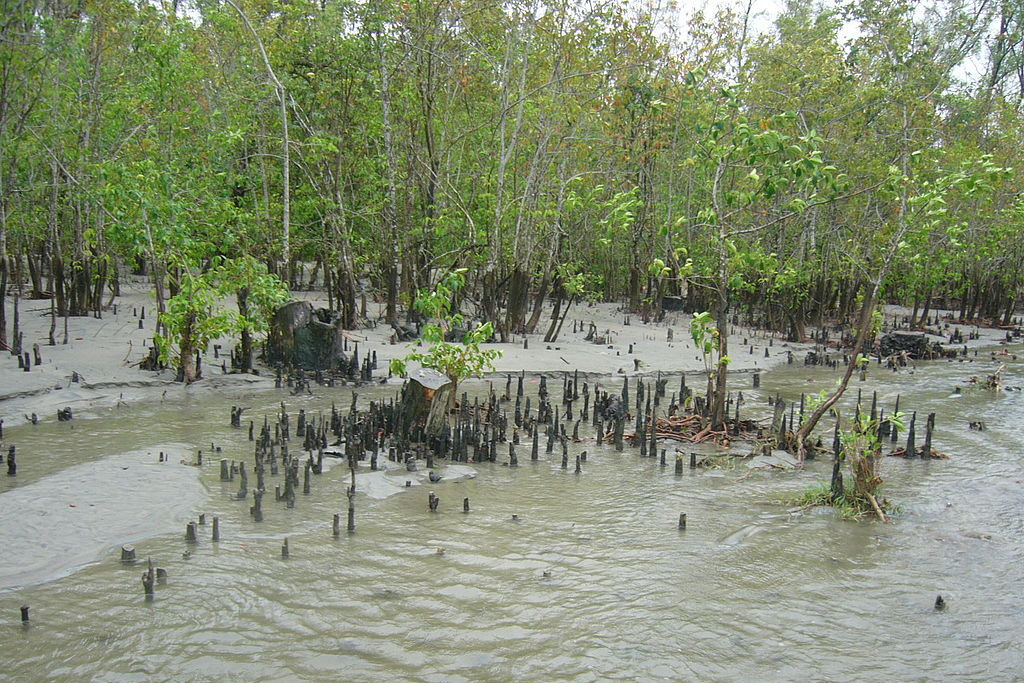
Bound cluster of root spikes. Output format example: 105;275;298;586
623;413;763;447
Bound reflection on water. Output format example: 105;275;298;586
1;350;1023;681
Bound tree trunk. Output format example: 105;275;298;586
325;268;333;311
967;280;982;321
918;290;932;327
11;285;20;355
91;256;106;316
502;268;530;341
335;265;356;329
628;264;641;312
1002;294;1016;326
48;292;56;345
425;383;455;437
545;294;574;344
524;273;549;334
794;130;911;458
179;314;198;384
0;262;7;352
372;15;400;324
544;294;562;343
26;249;43;298
710;293;729;431
481;270;499;328
223;0;289;283
709;217;730;431
787;309;806;343
793;286;872;458
0;162;7;351
237;287;252;371
144;220;166;345
51;243;67;318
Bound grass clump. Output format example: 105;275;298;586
787;482;900;520
788;483;869;519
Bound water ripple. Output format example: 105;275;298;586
3;354;1024;680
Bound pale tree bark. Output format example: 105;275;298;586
485;7;534;323
378;33;400;323
223;0;290;285
704;160;730;431
331;150;357;327
0;154;8;352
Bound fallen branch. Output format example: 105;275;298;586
867;492;888;523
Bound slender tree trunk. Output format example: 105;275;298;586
70;168;89;317
628;266;641;312
26;248;42;298
180;322;197;384
370;16;400;324
11;284;19;355
11;254;21;355
334;266;355;328
308;260;321;290
1002;292;1017;325
237;287;252;371
485;18;532;327
49;160;68;320
502;268;530;339
711;284;729;430
795;103;914;457
144;220;165;345
709;160;730;431
546;294;575;343
0;143;7;351
332;151;357;328
524;274;550;334
48;292;56;345
787;306;806;342
92;255;106;316
959;279;969;320
0;262;6;352
224;0;290;284
544;292;562;343
917;290;932;326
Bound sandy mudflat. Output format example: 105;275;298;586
0;279;1013;427
0;443;204;590
0;282;1017;588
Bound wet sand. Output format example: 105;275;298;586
0;279;1012;427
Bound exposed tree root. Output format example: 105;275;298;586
886;447;950;459
620;414;762;447
866;492;888;523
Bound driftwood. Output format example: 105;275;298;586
605;414;762;446
887;447;949;459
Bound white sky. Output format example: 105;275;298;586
671;0;990;85
674;0;785;33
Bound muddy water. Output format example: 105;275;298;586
1;351;1022;681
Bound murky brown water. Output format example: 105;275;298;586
1;350;1022;681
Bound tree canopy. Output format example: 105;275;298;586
1;0;1022;360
